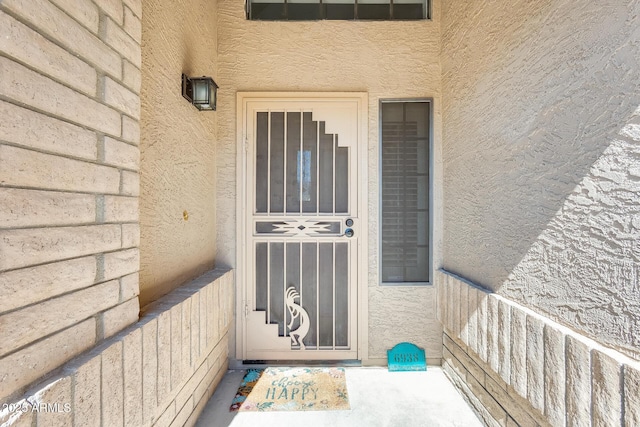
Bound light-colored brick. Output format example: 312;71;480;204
171;396;194;427
120;273;140;301
1;0;120;77
484;375;537;427
142;319;158;425
0;11;96;96
182;298;193;371
124;329;143;427
105;195;139;223
123;0;142;18
0;318;95;402
526;315;544;412
543;325;565;426
157;310;172;406
449;277;460;337
591;349;622;426
50;0;99;33
104;248;140;281
0;256;97;313
104;18;141;68
123;7;141;44
459;280;469;345
122;116;140;145
72;354;101;427
467;286;478;354
0;100;97;160
486;294;499;374
0;188;95;228
95;0;124;24
121;171;140;196
476;290;488;362
102;297;139;338
155;401;176;427
0;224;121;271
0;56;120;134
102;342;124;427
199;288;207;356
624;363;640;426
444;333;484;384
0;145;120;194
0;405;34;427
104;77;140;119
175;358;207;413
33;376;72;427
0;280;118;357
123;60;142;94
122;223;141;248
171;304;183;389
104;137;140;170
510;307;527;399
465;369;508;426
497;299;511;385
191;294;201;363
566;335;592;427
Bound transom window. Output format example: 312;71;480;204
248;0;430;20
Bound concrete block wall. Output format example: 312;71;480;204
0;0;142;404
0;269;233;427
437;270;640;427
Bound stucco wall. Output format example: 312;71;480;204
217;1;443;362
140;0;218;307
442;1;640;359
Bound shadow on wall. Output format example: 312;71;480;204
442;0;640;358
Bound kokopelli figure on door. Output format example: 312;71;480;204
286;287;310;350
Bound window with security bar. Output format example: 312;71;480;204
247;0;430;20
380;100;431;284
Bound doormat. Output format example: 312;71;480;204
230;367;350;412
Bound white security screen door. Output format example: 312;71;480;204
239;94;366;360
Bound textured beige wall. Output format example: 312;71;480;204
140;0;218;307
442;1;640;359
217;1;443;361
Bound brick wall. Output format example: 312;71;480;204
437;270;640;426
0;0;142;404
0;270;233;427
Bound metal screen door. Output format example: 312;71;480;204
241;97;362;360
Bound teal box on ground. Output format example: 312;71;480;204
387;342;427;371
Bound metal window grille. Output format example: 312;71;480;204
247;0;430;20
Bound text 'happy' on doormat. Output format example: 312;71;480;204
229;367;350;412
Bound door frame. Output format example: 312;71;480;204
235;92;369;361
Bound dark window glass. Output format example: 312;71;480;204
381;101;430;284
248;0;428;20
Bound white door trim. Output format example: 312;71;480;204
235;92;369;361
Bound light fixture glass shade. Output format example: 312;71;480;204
182;74;218;111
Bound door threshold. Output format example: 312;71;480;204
240;359;362;369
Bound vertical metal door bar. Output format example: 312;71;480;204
267;242;271;324
316;115;320;215
299;109;303;213
332;240;336;350
332;133;336;215
267;111;271;214
283;242;288;338
283;111;288;214
316;241;320;350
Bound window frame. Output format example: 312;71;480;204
246;0;432;21
378;98;434;287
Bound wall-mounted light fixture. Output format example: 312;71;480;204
181;74;218;111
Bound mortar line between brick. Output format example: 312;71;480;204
0;9;124;83
0;98;122;145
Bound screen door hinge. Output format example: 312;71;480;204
244;303;249;317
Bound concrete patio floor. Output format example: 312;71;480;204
195;366;483;427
